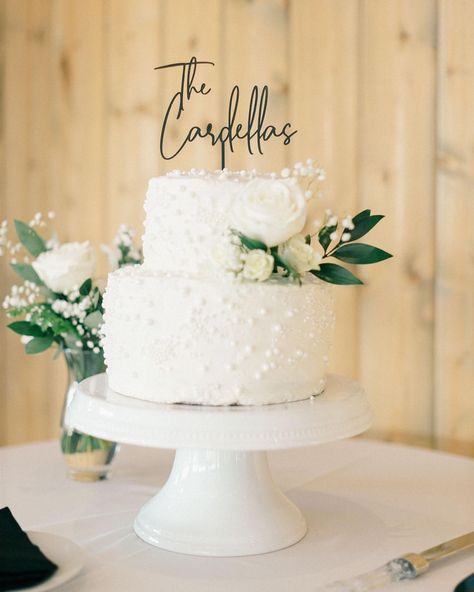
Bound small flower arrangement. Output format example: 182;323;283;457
1;214;142;479
218;160;392;284
1;214;142;355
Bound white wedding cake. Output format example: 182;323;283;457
102;165;335;405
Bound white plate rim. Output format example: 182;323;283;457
8;531;86;592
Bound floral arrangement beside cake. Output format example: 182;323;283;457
1;217;141;357
0;216;142;479
102;160;392;406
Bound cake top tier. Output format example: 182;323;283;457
142;163;325;277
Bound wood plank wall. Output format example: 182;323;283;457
0;0;472;454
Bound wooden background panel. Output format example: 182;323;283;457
224;0;289;171
289;0;359;381
158;0;223;172
49;0;105;245
358;0;436;440
1;0;106;444
0;0;473;452
435;0;474;455
2;0;61;444
0;0;7;445
104;0;162;247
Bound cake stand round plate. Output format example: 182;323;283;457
66;373;372;557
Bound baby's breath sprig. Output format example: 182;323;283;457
280;158;326;202
101;224;143;271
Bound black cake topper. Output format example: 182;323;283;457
155;57;297;169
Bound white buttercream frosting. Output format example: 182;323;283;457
103;266;334;405
103;168;335;406
143;175;240;275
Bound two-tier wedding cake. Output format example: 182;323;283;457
102;164;335;405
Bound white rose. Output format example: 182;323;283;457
232;178;307;247
33;242;96;293
278;234;321;273
241;250;274;282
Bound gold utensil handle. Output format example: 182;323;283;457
317;531;474;591
422;532;474;562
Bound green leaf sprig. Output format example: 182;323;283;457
310;209;392;285
234;208;392;286
14;220;47;257
8;221;48;286
7;278;103;356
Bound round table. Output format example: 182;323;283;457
1;439;473;592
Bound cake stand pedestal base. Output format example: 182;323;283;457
67;373;372;557
134;448;306;556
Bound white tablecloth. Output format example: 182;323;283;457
1;439;473;591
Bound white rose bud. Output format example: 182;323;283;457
33;242;96;293
241;250;274;282
278;234;321;273
231;178;307;247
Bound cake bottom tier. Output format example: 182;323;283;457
102;266;335;405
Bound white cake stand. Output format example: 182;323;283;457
66;373;372;557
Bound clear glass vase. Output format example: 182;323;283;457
60;348;118;481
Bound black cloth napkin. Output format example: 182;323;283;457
0;507;57;591
455;574;474;592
